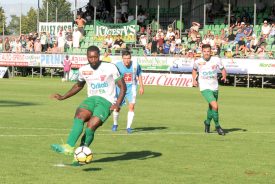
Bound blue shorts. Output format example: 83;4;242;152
116;86;137;106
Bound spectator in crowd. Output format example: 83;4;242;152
166;27;175;41
65;28;73;49
49;42;60;53
163;40;170;54
112;35;126;49
139;34;147;47
34;38;42;53
62;55;72;81
261;20;271;37
137;12;146;26
157;46;164;55
127;12;134;22
102;34;113;49
10;38;16;53
156;33;165;48
0;38;3;52
244;23;253;36
40;32;48;52
26;37;34;52
102;49;112;62
150;36;158;56
269;22;275;38
14;38;22;53
72;27;82;49
75;14;86;36
249;34;259;52
4;37;10;52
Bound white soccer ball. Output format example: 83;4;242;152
61;78;66;82
74;146;93;164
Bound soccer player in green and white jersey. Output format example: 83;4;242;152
51;46;126;155
192;44;227;136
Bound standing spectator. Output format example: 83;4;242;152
163;40;170;54
4;37;11;52
15;39;22;53
62;55;72;81
26;38;34;53
34;38;42;53
0;38;3;52
65;28;73;49
72;27;82;49
150;36;158;56
75;14;86;36
40;32;48;52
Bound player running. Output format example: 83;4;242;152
51;46;126;155
112;50;144;133
192;44;227;136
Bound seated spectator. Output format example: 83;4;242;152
261;20;271;36
234;29;245;44
235;36;247;56
249;34;259;52
189;22;200;42
112;35;126;49
139;34;147;47
244;23;253;36
102;34;113;48
169;40;176;54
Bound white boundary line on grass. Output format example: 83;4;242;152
1;131;275;137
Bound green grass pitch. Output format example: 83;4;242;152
0;77;275;184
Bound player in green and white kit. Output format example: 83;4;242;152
192;44;227;135
51;46;126;155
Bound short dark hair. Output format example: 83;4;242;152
122;50;131;57
202;44;211;50
87;46;100;55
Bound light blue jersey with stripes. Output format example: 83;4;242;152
115;60;142;104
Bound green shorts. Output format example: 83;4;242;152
78;96;112;122
201;90;219;103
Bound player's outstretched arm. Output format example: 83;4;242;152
192;69;198;87
221;68;227;83
51;81;86;101
110;78;126;111
138;76;144;95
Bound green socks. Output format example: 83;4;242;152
66;118;84;147
205;108;213;125
84;128;95;147
212;109;220;128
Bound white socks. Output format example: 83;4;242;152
127;111;135;129
113;111;119;125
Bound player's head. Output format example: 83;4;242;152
122;50;132;67
202;44;211;61
87;46;101;69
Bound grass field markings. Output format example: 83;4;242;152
2;131;275;137
53;163;66;167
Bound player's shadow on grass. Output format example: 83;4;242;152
0;100;39;107
133;127;167;132
93;150;162;163
223;128;247;133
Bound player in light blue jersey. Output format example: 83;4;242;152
112;50;144;133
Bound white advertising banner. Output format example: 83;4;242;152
142;73;193;88
0;67;8;78
39;22;73;36
0;53;40;67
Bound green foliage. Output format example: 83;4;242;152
1;78;275;183
0;6;6;35
7;15;20;35
21;8;38;34
39;0;73;22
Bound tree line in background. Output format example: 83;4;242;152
0;0;73;35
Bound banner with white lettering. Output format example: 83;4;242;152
142;73;193;87
0;67;8;78
39;22;73;36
